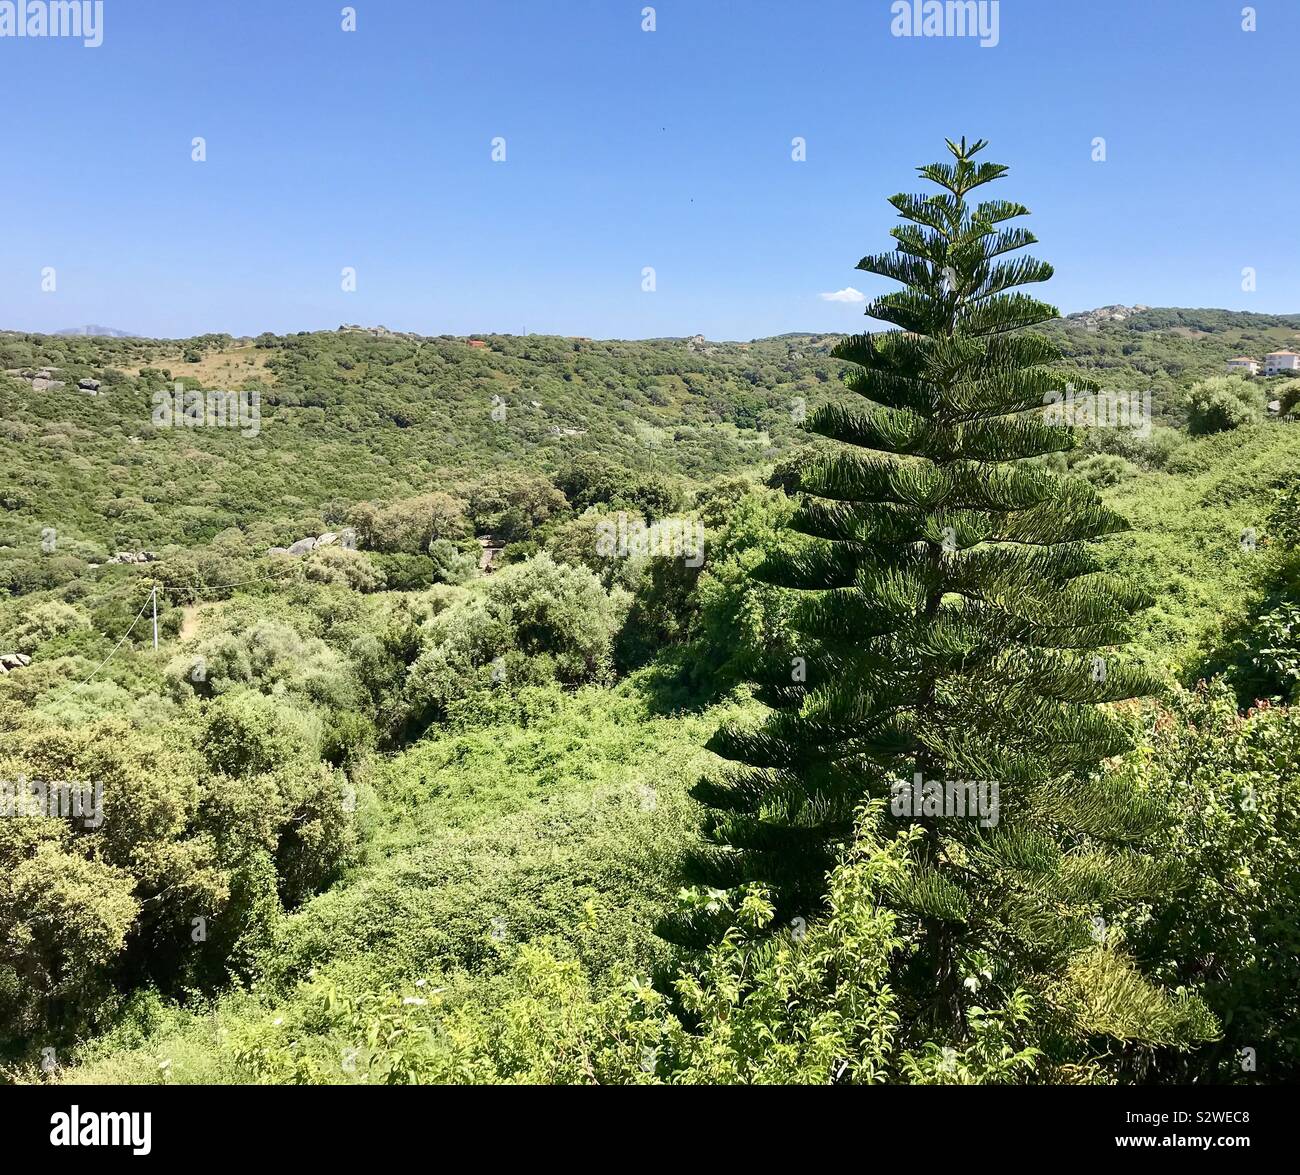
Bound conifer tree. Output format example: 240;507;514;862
664;139;1215;1047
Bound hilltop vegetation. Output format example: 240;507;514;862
2;301;1299;1085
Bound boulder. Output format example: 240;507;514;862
316;532;339;548
287;537;318;556
78;378;102;393
31;377;64;391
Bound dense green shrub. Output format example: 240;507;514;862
1133;683;1300;1082
166;619;354;708
346;492;468;554
305;546;386;592
4;600;91;654
427;539;477;585
1073;452;1138;487
198;689;322;777
1185;375;1264;434
468;473;569;541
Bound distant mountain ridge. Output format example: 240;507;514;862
7;307;1300;344
1061;306;1300;334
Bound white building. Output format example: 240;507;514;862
1263;351;1300;376
1226;356;1259;375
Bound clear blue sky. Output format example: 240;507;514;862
0;0;1293;340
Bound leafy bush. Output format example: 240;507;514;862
198;689;322;777
427;539;477;586
689;489;798;683
1073;452;1138;487
167;618;354;708
305;546;386;592
1132;682;1300;1081
468;473;569;542
4;600;91;655
347;493;468;554
1185;376;1264;434
483;553;625;682
0;716;222;1040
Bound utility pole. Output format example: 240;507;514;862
152;584;159;651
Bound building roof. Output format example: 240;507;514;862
1265;350;1298;357
1228;356;1257;362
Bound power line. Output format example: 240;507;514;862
37;559;334;701
46;583;156;702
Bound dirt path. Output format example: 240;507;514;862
178;605;201;643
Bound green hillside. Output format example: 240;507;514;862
2;308;1299;1085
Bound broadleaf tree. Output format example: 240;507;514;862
662;138;1216;1060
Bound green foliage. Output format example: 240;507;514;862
304;546;386;592
166;618;355;708
1078;424;1185;472
688;489;798;684
427;538;477;586
1131;683;1300;1081
1185;375;1264;434
346;492;468;554
0;715;219;1041
404;554;625;728
1073;452;1138;488
1098;425;1300;672
1223;600;1300;702
2;177;1299;1085
0;837;139;1038
5;600;91;655
668;139;1212;1064
198;689;322;777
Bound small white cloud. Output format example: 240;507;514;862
820;287;865;303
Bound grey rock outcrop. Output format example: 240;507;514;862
271;531;355;557
1064;304;1151;329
